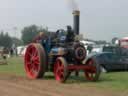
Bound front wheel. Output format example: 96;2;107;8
84;59;101;81
54;57;69;83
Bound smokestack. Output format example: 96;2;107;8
73;10;80;35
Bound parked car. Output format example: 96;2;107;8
85;46;128;72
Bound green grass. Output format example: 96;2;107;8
0;56;25;76
96;72;128;90
0;56;128;92
65;72;128;91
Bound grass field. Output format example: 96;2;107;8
0;56;25;76
0;56;128;93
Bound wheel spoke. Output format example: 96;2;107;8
56;67;60;74
30;67;36;75
34;61;39;65
33;64;39;71
60;71;64;78
60;65;64;70
85;70;96;80
32;50;38;57
26;62;31;67
57;61;61;68
86;72;93;80
27;52;33;57
29;62;39;75
33;56;39;65
27;64;32;71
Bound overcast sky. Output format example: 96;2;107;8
0;0;128;41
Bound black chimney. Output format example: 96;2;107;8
73;10;80;35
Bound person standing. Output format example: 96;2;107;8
10;48;13;57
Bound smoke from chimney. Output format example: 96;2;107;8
66;0;79;11
66;0;80;35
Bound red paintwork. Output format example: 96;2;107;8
54;59;64;82
120;39;128;42
119;39;128;48
121;46;128;48
84;60;96;81
24;44;40;79
67;64;95;71
67;62;96;81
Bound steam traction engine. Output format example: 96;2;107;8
24;10;101;83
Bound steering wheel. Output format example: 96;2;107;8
56;29;66;35
55;29;67;43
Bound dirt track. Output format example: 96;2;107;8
0;74;124;96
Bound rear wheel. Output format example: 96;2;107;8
24;43;46;79
54;57;68;83
84;59;101;81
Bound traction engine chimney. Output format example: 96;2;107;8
73;10;80;35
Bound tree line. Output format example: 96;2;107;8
0;32;23;48
0;25;48;48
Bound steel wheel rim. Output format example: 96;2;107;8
25;44;40;78
85;60;96;81
54;59;65;82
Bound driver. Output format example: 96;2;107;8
66;25;75;42
33;32;47;43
